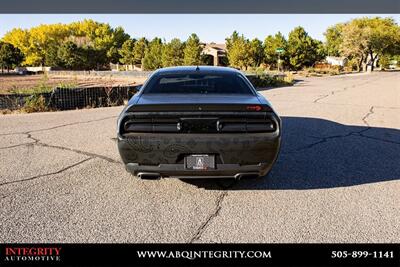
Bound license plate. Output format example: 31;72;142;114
185;154;215;170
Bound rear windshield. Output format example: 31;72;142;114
143;73;254;94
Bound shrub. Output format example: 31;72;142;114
283;72;294;83
57;82;77;89
304;65;340;76
9;74;53;94
379;55;390;70
328;68;340;75
247;73;293;88
22;94;49;113
346;58;359;71
304;67;315;74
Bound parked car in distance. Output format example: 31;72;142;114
117;66;281;179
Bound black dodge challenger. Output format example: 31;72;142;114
117;66;281;179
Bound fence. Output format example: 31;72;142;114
109;63;144;72
0;73;277;112
48;70;153;78
0;86;137;111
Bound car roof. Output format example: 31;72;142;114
153;66;243;75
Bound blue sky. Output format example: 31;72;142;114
0;14;399;42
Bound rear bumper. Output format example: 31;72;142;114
118;132;281;178
126;162;272;179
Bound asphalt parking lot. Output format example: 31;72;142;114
0;71;399;243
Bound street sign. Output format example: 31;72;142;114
276;48;284;71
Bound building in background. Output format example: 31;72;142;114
326;56;348;67
201;43;227;66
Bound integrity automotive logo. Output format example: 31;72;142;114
3;246;62;263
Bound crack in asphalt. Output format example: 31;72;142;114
0;157;93;187
283;131;363;154
0;115;117;137
283;105;398;153
26;133;40;143
312;76;380;104
0;117;121;164
313;85;355;104
361;106;374;127
24;132;121;164
34;142;121;164
313;93;331;103
188;178;240;242
189;191;228;243
0;142;36;150
356;133;400;145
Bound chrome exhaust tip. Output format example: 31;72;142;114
234;172;260;180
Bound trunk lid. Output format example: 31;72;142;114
130;93;267;112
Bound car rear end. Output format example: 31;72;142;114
117;67;281;179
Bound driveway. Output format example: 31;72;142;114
0;71;399;243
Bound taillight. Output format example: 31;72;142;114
121;112;278;134
122;118;180;133
246;105;262;111
217;121;275;133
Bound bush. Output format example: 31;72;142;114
247;73;294;88
305;67;315;73
303;65;340;76
379;55;390;70
346;58;359;71
284;72;294;83
22;94;49;113
328;68;340;75
9;74;53;94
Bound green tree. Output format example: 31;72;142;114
81;46;104;70
287;26;322;70
264;32;288;69
45;45;63;67
142;38;164;70
183;33;202;65
225;31;240;51
2;20;130;68
340;20;370;71
366;17;400;71
340;17;400;71
107;26;130;64
225;32;252;69
249;38;264;67
69;19;127;66
28;24;71;66
162;38;184;67
1;29;30;64
119;39;136;65
324;24;343;57
0;42;24;73
57;41;84;70
133;37;148;65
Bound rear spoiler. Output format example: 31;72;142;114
127;104;273;112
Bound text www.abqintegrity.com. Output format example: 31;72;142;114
137;250;272;260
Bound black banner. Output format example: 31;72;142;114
0;0;399;13
0;243;399;266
